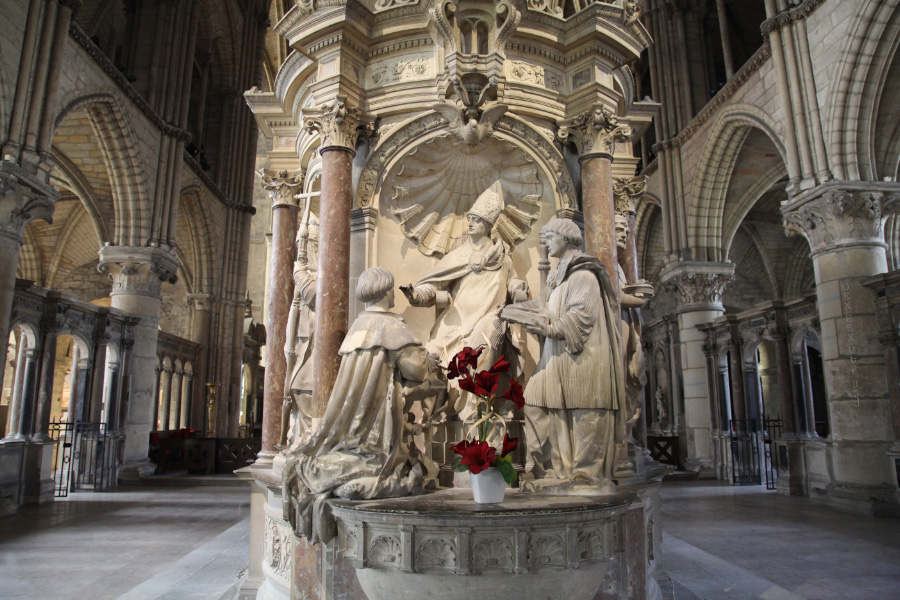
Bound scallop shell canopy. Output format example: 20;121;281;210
390;134;543;256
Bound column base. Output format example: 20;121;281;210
811;482;900;518
22;440;55;505
117;459;157;483
775;439;808;497
681;458;716;479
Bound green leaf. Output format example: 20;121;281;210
451;455;469;473
495;459;517;484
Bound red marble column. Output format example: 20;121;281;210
313;148;353;415
580;154;618;284
260;172;302;456
621;211;639;284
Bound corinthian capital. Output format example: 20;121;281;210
98;246;180;300
557;104;633;159
614;176;646;215
661;261;734;312
781;183;900;256
302;95;371;152
259;169;304;209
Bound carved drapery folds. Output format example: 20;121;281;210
557;104;633;160
98;246;180;300
260;169;305;209
614;176;646;216
782;185;900;256
303;95;371;153
661;262;734;311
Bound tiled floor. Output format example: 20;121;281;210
660;481;900;600
2;479;899;600
0;482;250;600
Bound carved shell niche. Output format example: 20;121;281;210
390;134;543;256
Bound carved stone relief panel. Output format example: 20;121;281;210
508;60;563;92
367;55;435;88
264;515;293;582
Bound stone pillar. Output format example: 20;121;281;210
782;183;900;515
798;337;819;439
152;366;161;431
768;326;797;436
0;168;56;394
187;293;212;429
98;245;179;478
159;366;173;431
104;365;120;430
557;105;632;280
258;170;303;459
172;369;183;430
88;329;110;423
13;350;38;441
714;0;735;80
661;262;734;474
304;96;367;417
181;372;193;429
33;319;61;442
3;339;28;440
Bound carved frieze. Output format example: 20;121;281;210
528;534;566;566
508;60;562;91
782;186;900;255
661;264;734;310
367;56;433;87
264;515;293;581
472;537;514;570
557;104;633;159
416;538;457;569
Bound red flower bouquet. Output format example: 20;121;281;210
446;346;523;485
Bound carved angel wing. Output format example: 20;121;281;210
431;102;464;134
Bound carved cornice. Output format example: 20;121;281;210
260;169;305;209
183;154;255;214
303;95;371;152
614;176;646;215
98;246;180;300
557;104;632;159
660;261;734;312
760;0;826;36
781;183;900;257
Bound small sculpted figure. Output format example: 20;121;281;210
281;214;318;449
402;182;527;419
283;267;443;544
520;218;625;487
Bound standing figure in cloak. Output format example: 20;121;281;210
401;182;527;419
281;214;318;449
283;267;444;544
520;218;625;488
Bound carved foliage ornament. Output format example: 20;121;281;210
782;188;900;253
303;95;372;152
663;272;733;307
614;176;646;215
373;0;419;13
264;516;293;579
259;169;304;209
98;247;179;300
0;172;55;243
557;105;633;158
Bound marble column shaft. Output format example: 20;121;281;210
262;197;298;453
33;327;58;441
160;368;174;431
88;341;108;423
313;148;353;416
580;154;618;284
4;340;27;440
772;332;797;435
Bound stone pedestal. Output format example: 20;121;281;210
98;245;179;479
782;183;900;515
661;261;734;475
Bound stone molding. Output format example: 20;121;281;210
614;176;646;216
760;0;826;36
98;246;180;300
0;162;59;245
781;183;900;257
303;95;372;153
260;169;305;209
557;104;633;160
660;261;734;312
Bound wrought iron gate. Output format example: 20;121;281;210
762;419;783;490
730;420;762;486
49;419;117;497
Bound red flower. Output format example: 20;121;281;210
501;379;525;409
457;371;500;397
501;434;518;457
489;356;511;374
450;439;496;474
447;346;482;379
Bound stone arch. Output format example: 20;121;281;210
50;151;112;245
826;0;900;181
53;93;151;247
177;185;216;294
689;105;787;262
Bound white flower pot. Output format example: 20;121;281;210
470;467;506;503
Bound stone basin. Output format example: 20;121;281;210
329;488;634;600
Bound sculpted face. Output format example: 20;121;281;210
615;216;629;251
386;286;395;309
467;214;489;240
544;230;568;258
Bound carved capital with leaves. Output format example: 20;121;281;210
557;104;633;159
303;95;371;152
260;169;304;209
98;246;180;301
614;176;646;216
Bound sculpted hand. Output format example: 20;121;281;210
525;315;551;338
399;284;419;304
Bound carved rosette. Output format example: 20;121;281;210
303;95;371;153
98;246;180;300
782;186;900;256
614;176;646;216
661;262;735;312
557;104;633;160
260;169;304;209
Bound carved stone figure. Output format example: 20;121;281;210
283;267;443;545
519;218;625;487
655;385;667;425
281;213;318;449
402;182;526;419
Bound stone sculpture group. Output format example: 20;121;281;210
282;182;652;542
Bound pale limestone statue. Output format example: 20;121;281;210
402;182;527;419
281;213;318;449
520;218;625;487
655;385;667;425
615;213;653;452
283;267;443;544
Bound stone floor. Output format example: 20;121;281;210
0;480;250;600
1;479;899;600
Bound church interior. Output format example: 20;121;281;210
1;1;900;599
